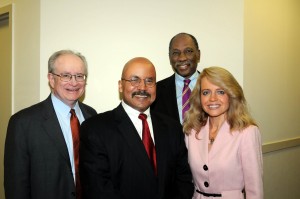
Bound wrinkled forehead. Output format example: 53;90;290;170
54;54;85;70
171;35;197;49
122;60;156;79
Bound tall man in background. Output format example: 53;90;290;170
151;32;201;124
4;50;97;199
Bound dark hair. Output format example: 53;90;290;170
169;32;199;52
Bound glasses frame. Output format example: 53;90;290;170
51;73;87;82
121;77;156;88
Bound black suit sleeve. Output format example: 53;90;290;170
151;75;180;122
4;113;31;199
155;113;194;199
173;123;194;198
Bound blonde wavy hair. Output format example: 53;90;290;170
183;66;257;135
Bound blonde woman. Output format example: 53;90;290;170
183;66;263;199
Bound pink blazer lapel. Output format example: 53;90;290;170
208;121;232;160
185;125;209;168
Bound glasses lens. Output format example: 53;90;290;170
60;74;72;82
57;73;86;82
122;78;155;87
145;78;155;87
130;78;140;87
76;74;86;82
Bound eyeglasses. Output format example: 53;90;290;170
121;77;156;88
51;73;87;82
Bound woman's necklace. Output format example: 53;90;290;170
209;119;225;145
209;129;219;144
209;136;215;144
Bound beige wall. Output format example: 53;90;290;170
263;147;300;198
1;0;300;198
0;1;39;198
244;0;300;143
13;0;40;112
244;0;300;198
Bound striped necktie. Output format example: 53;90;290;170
182;79;191;121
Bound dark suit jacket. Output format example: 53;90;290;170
151;74;180;122
4;95;97;199
80;104;194;199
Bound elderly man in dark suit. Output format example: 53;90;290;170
151;32;201;124
4;50;97;199
80;57;194;199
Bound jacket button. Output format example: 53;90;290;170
203;164;208;171
204;181;209;187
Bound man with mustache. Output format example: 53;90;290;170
79;57;194;199
151;32;201;124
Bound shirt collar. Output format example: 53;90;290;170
121;100;150;117
175;71;199;82
51;93;80;117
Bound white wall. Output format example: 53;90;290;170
40;0;244;113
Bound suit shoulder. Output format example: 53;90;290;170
241;125;260;135
82;110;114;125
7;100;52;129
154;75;175;100
79;102;97;114
152;111;181;128
156;74;174;86
11;100;47;119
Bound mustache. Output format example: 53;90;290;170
132;90;151;98
175;60;191;67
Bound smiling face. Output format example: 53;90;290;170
48;54;86;108
200;77;229;120
169;34;200;78
119;57;156;112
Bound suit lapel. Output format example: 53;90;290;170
151;113;168;177
157;75;180;122
209;121;232;160
42;96;70;163
114;104;157;178
167;75;180;122
79;102;94;119
197;122;209;165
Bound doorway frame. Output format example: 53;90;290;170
0;4;13;199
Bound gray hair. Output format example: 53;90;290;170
48;50;88;74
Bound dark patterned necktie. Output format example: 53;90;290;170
182;79;191;121
70;109;81;199
138;113;157;175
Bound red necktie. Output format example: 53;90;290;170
70;109;81;199
138;113;157;175
182;79;191;121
